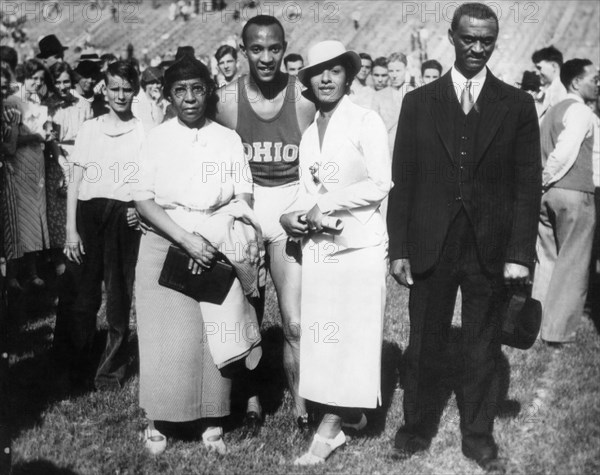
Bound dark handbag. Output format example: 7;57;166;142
158;245;236;304
500;287;542;350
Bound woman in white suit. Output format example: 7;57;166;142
280;40;392;465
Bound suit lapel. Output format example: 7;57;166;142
428;73;459;165
474;73;509;162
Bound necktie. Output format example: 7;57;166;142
461;80;474;115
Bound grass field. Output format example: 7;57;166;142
6;270;600;475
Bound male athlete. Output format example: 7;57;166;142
215;15;315;433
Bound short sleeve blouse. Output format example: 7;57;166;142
134;118;253;211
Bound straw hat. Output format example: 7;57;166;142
297;40;361;87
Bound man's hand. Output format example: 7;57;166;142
64;230;85;265
390;258;414;287
503;262;530;285
280;210;308;238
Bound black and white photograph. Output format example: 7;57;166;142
0;1;599;473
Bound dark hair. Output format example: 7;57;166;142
358;53;373;64
16;58;55;89
0;45;18;73
284;53;303;66
560;58;592;90
450;2;499;31
104;60;140;95
140;67;163;90
50;61;74;84
531;45;563;67
372;57;388;69
215;45;237;62
164;57;218;119
241;15;285;45
1;65;12;84
421;59;442;76
100;53;118;65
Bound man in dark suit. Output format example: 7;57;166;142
387;3;541;472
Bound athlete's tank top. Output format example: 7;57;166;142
235;75;302;187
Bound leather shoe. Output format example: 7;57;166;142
244;411;262;437
468;453;507;474
390;437;429;461
462;441;506;474
296;414;310;432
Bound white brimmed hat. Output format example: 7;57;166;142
298;40;361;87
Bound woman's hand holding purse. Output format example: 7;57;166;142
180;232;218;274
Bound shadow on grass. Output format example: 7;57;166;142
226;325;288;431
587;270;600;335
394;327;518;436
11;459;81;475
8;306;139;440
364;339;403;435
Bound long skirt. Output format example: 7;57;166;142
3;142;48;259
135;231;233;422
299;239;387;409
45;151;67;249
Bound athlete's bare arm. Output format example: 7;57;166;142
214;80;239;129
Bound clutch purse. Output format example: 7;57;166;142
158;245;236;304
500;287;542;350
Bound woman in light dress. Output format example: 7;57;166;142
281;40;392;465
134;54;261;456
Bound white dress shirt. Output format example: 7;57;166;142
451;66;487;105
542;93;595;187
134;118;252;211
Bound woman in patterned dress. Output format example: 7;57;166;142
6;59;53;287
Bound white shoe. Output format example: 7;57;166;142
293;430;346;465
202;426;227;455
141;423;167;456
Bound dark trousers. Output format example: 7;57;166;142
399;209;503;452
54;198;140;387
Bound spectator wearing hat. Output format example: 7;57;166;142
37;34;68;68
281;40;391;466
519;70;543;116
73;60;107;117
132;66;167;132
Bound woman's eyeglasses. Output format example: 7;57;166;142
171;84;209;98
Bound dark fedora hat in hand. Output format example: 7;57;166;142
518;71;541;93
37;34;68;59
500;288;542;350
